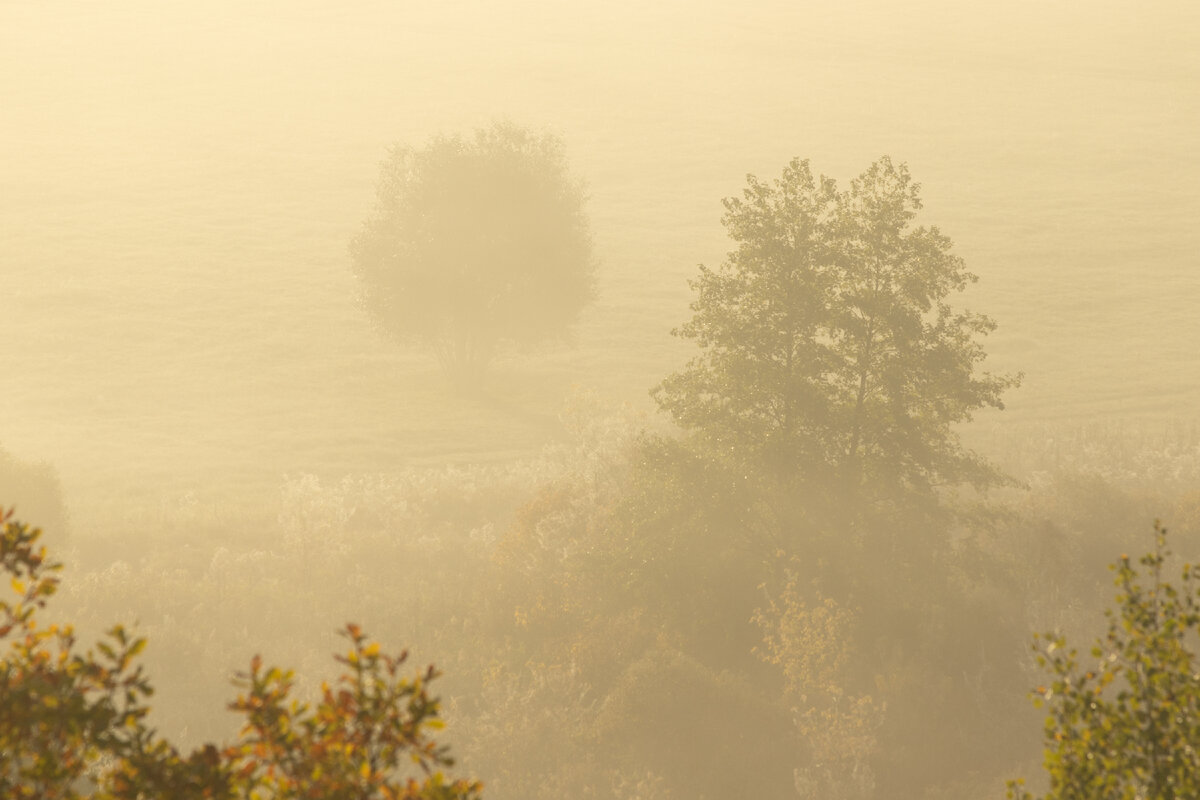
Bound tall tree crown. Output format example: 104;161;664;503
654;156;1019;499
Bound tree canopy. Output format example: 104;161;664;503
653;156;1019;501
350;121;595;389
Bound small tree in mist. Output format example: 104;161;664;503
350;121;595;391
752;564;884;800
0;509;481;799
1009;522;1200;800
652;157;1019;502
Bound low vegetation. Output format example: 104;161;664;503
23;413;1197;799
0;510;481;799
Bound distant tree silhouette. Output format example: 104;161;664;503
350;121;595;391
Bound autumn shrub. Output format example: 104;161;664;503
1009;522;1200;800
752;564;884;800
0;509;481;799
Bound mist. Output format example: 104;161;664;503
2;2;1199;798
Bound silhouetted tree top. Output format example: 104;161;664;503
654;156;1019;500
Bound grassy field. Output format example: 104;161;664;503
1;0;1198;526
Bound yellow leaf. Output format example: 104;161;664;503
364;642;380;658
11;578;25;594
360;761;371;779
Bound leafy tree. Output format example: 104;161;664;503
350;121;595;389
752;566;884;800
0;508;481;799
653;157;1019;501
1009;522;1200;800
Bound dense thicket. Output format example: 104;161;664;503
35;422;1200;800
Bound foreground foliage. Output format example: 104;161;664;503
0;509;480;799
1010;523;1200;800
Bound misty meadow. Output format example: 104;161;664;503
2;1;1199;798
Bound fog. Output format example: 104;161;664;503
2;2;1199;798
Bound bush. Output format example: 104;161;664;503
0;509;481;799
1010;522;1200;800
